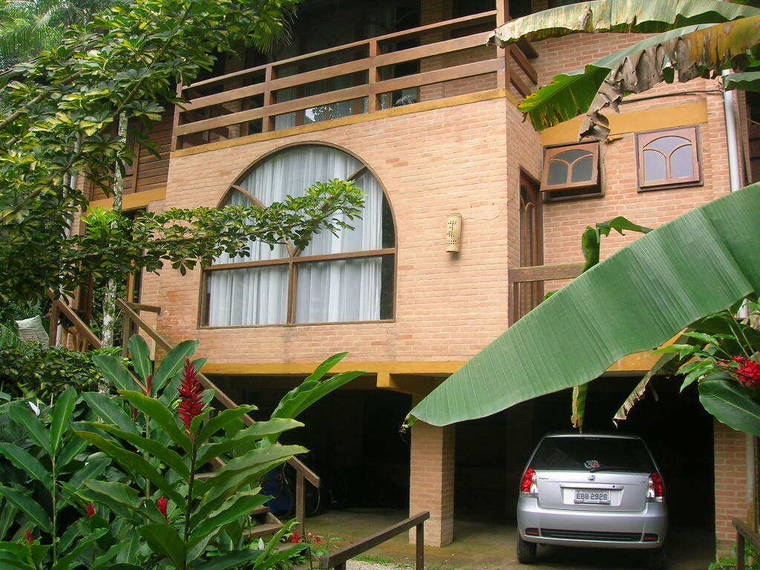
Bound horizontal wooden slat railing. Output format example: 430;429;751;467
508;263;584;325
173;10;538;149
319;512;430;570
734;518;760;570
116;298;319;533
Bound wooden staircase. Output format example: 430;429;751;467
48;295;319;537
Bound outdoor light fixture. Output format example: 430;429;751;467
446;213;462;253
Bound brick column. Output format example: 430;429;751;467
409;419;455;547
714;421;757;555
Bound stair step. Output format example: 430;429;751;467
251;505;269;516
244;522;283;539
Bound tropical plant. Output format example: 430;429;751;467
0;388;115;569
490;0;760;138
406;184;760;428
0;0;121;68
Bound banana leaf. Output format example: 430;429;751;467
490;0;760;46
724;70;760;92
519;16;760;135
407;184;760;427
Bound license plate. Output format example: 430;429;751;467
574;489;610;504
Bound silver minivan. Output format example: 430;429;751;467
516;433;667;568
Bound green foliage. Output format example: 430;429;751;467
408;184;760;427
709;537;760;569
1;0;362;304
0;341;121;402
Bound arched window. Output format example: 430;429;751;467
202;145;395;326
541;143;600;197
637;127;701;190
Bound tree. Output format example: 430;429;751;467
407;0;760;430
0;0;365;340
0;0;120;68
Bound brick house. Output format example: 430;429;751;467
84;0;759;556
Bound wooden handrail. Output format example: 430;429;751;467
185;11;498;91
508;263;584;284
319;512;430;570
734;518;760;570
116;299;321;490
48;298;102;350
173;11;524;149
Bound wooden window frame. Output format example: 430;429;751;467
541;142;600;193
636;126;702;192
198;162;397;328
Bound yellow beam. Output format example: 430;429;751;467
88;187;166;212
540;101;708;147
203;361;466;377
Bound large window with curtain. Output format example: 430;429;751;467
202;145;396;327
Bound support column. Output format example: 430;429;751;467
714;421;756;555
409;418;455;547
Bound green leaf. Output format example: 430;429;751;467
0;443;49;487
191;549;263;570
725;71;760;92
92;354;141;392
0;486;51;532
118;391;193;452
409;184;760;427
52;528;108;570
7;403;49;453
614;351;678;422
61;458;110;502
138;523;186;568
190;493;268;540
0;499;18;540
700;379;760;437
82;392;137;434
74;430;185;506
128;335;152;386
50;387;77;456
83;421;189;478
153;340;198;393
196;418;303;467
491;0;760;45
57;437;89;469
196;406;256;445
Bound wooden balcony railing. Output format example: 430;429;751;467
734;518;760;570
508;262;584;325
173;10;537;150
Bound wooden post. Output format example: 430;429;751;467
263;65;275;132
296;470;305;535
171;82;183;151
368;39;379;113
738;531;746;570
415;522;424;569
48;302;59;347
495;0;510;90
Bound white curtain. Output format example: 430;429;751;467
206;146;386;326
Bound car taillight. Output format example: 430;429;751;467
520;467;537;495
647;472;664;502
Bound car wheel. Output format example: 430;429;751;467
517;536;537;564
647;547;666;570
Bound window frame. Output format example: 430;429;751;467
636;126;702;192
541;142;600;194
198;148;397;329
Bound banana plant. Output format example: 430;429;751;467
0;389;113;569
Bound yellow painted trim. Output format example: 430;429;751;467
88;187;166;212
605;333;681;374
172;89;513;158
540;101;709;146
203;360;466;377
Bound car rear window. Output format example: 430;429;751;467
530;437;654;472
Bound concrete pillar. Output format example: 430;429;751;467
714;421;756;555
409;419;455;547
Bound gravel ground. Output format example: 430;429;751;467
346;562;400;570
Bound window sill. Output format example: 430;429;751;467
197;318;396;330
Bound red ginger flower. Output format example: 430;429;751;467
157;496;168;518
733;356;760;388
178;358;205;431
145;375;153;397
25;529;33;545
86;503;96;518
290;532;301;543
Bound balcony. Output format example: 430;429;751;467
172;10;537;150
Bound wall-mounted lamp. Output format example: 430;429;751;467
446;213;462;253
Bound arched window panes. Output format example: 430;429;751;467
637;127;701;191
541;143;599;193
203;145;396;326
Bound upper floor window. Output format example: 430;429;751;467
637;126;701;191
202;145;395;327
541;142;600;200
